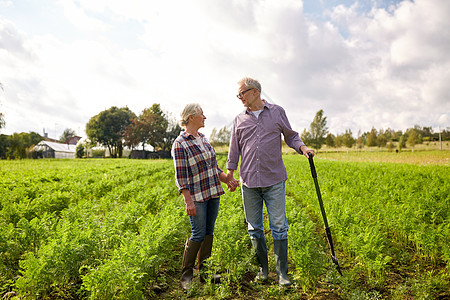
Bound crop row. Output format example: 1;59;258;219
284;155;449;298
0;156;449;299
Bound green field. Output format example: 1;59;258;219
0;152;449;299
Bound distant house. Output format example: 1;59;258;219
34;141;77;159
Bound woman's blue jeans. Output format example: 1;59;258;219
241;181;289;241
189;197;220;242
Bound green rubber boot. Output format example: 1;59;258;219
251;237;269;281
180;238;202;290
274;239;292;287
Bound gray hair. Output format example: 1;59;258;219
180;103;202;128
238;77;261;93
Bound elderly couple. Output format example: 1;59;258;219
171;77;315;290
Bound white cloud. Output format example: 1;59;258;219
0;0;12;9
0;0;448;140
57;0;109;32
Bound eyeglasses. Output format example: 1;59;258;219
236;88;254;99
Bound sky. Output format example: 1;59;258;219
0;0;449;140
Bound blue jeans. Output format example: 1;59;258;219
189;197;220;242
242;181;288;240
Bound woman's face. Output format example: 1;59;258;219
190;109;206;129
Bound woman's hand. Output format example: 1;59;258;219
185;199;196;216
181;189;196;216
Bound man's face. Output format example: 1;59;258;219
237;85;256;108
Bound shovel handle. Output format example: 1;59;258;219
308;154;317;178
307;154;343;276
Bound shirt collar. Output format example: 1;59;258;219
245;99;270;115
182;131;204;140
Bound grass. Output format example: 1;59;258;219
316;150;449;165
276;142;450;166
1;148;449;299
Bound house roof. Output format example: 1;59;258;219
35;141;76;153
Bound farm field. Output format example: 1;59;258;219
311;150;449;166
0;152;449;299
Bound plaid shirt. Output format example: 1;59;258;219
171;131;224;202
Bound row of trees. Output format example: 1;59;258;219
0;129;80;159
0;103;181;159
208;109;449;151
84;104;181;158
1;104;448;159
300;110;449;151
0;132;43;159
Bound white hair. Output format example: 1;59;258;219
180;103;202;128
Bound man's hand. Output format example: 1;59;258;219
300;145;315;158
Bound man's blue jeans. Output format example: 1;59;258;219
241;181;289;241
189;197;220;242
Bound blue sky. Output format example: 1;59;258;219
0;0;449;140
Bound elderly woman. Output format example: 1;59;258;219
171;103;238;290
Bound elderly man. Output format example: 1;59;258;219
226;77;314;287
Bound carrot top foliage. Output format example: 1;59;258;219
0;155;449;299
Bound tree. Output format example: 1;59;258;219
377;134;387;149
5;132;42;159
59;128;76;143
0;134;8;159
210;126;231;146
123;105;179;153
366;127;378;147
161;116;182;152
86;106;135;158
325;133;335;148
304;109;328;150
334;134;343;148
342;129;355;148
300;128;312;146
398;135;406;152
392;130;403;142
122;118;142;150
123;104;169;151
145;104;169;151
75;143;85;158
356;130;364;150
406;128;420;151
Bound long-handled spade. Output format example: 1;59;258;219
308;154;343;276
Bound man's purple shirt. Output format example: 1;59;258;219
226;101;305;188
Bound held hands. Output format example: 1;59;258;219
225;171;239;192
227;178;239;192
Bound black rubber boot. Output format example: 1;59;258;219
274;239;292;287
251;237;269;281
